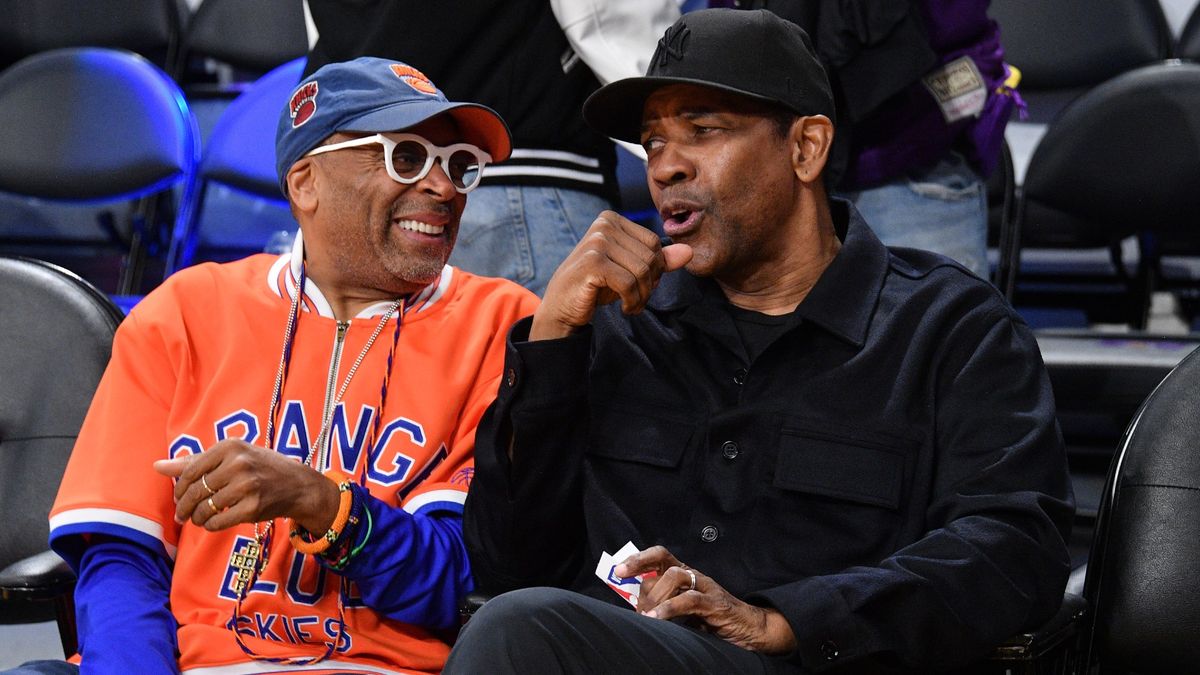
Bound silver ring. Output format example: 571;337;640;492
686;569;697;592
201;474;216;496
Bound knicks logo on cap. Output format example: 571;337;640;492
390;64;437;96
290;81;319;128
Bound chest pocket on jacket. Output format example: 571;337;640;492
775;430;908;509
588;404;692;468
746;426;917;578
585;404;695;524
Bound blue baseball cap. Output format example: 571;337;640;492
275;57;512;195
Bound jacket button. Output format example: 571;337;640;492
733;368;747;385
721;441;739;460
819;640;839;661
700;525;719;542
505;368;516;387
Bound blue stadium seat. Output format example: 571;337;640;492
0;47;199;295
168;58;304;271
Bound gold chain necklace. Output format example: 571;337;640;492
229;268;405;665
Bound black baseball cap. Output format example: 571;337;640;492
583;9;834;144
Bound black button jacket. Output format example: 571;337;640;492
465;201;1074;672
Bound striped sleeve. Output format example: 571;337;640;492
50;308;182;568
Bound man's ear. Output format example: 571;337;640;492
286;158;318;214
790;115;834;185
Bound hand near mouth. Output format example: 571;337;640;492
530;210;692;341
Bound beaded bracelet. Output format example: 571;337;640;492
325;502;373;570
289;471;353;555
321;484;367;568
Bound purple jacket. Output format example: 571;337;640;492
844;0;1018;187
714;0;1018;188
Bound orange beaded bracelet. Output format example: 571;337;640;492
289;471;353;555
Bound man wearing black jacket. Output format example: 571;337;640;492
448;9;1072;673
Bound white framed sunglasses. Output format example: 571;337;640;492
305;133;493;193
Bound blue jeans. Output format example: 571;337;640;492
448;186;612;297
839;152;989;279
0;662;77;675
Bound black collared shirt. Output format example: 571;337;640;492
465;201;1074;671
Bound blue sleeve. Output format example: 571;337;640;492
75;538;179;674
329;494;472;631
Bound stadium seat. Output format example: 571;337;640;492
0;0;185;75
991;0;1172;124
1037;331;1200;550
0;257;125;657
178;0;309;94
990;0;1172;184
1078;343;1200;673
1008;61;1200;328
0;47;200;295
168;58;303;272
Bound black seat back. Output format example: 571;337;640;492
0;0;185;74
1012;61;1200;326
1082;346;1200;672
182;0;308;78
0;257;122;621
990;0;1171;124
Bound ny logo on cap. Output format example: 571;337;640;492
656;24;690;67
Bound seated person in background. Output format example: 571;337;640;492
448;9;1073;674
35;58;538;673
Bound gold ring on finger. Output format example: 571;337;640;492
201;474;216;496
207;496;219;513
686;568;697;592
